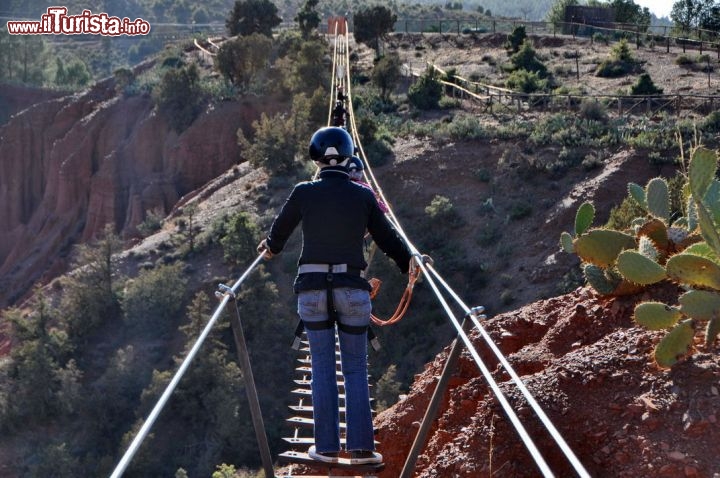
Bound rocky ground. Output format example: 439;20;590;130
375;283;720;477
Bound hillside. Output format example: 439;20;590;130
1;28;720;477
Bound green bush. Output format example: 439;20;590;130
218;211;260;265
153;63;204;133
509;40;547;77
425;195;463;227
408;68;443;110
595;39;639;78
122;262;187;335
505;69;547;93
505;25;527;54
630;73;663;95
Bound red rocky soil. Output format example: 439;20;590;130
375;283;720;477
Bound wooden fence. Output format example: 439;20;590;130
419;63;720;118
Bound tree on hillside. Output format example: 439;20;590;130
295;0;321;39
154;63;204;133
505;24;527;54
671;0;712;34
408;67;442;110
372;53;402;102
546;0;578;29
354;5;397;58
611;0;651;30
701;4;720;31
225;0;282;37
215;33;273;90
61;224;123;342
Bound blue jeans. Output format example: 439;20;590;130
298;288;374;453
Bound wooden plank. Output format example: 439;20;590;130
286;416;348;429
282;437;379;446
278;451;384;472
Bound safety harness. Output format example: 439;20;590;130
291;264;381;351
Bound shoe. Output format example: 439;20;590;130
308;445;340;463
349;450;383;464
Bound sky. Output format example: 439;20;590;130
634;0;673;19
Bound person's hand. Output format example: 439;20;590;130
257;239;274;260
412;253;433;268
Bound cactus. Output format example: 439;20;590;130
678;289;720;321
638;235;660;261
686;197;698;232
560;231;574;253
628;182;647;210
616;250;666;285
704;180;720;225
666;253;720;289
575;202;595;236
681;242;720;263
646;177;670;223
634;302;682;330
706;315;720;348
688;147;716;199
695;200;720;256
573;229;636;268
559;146;720;367
583;264;619;295
654;319;695;368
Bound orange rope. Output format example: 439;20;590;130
369;261;421;326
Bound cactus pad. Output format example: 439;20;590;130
560;231;574;253
703;179;720;225
575;201;595;236
688;147;717;199
646;177;670;222
654;319;695;368
616;250;666;285
682;242;720;263
666;253;720;289
634;302;682;330
687;197;698;232
638;218;668;252
628;182;647;209
678;289;720;321
638;236;659;261
705;316;720;348
695;201;720;256
583;264;619;295
573;229;636;268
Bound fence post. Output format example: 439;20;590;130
439;20;442;35
636;29;640;49
493;20;496;33
576;53;579;81
667;36;670;53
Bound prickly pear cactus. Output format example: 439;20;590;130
616;250;665;285
573;229;636;268
654;319;695;368
560;146;720;367
634;302;682;330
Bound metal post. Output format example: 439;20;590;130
399;318;471;478
229;302;275;478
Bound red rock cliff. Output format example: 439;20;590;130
0;80;275;307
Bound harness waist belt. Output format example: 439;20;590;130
298;263;347;273
298;263;366;275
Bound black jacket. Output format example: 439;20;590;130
265;167;412;292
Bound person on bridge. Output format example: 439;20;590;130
347;156;388;214
257;126;411;465
332;100;346;127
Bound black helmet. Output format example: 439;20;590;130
309;127;354;164
348;156;364;172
